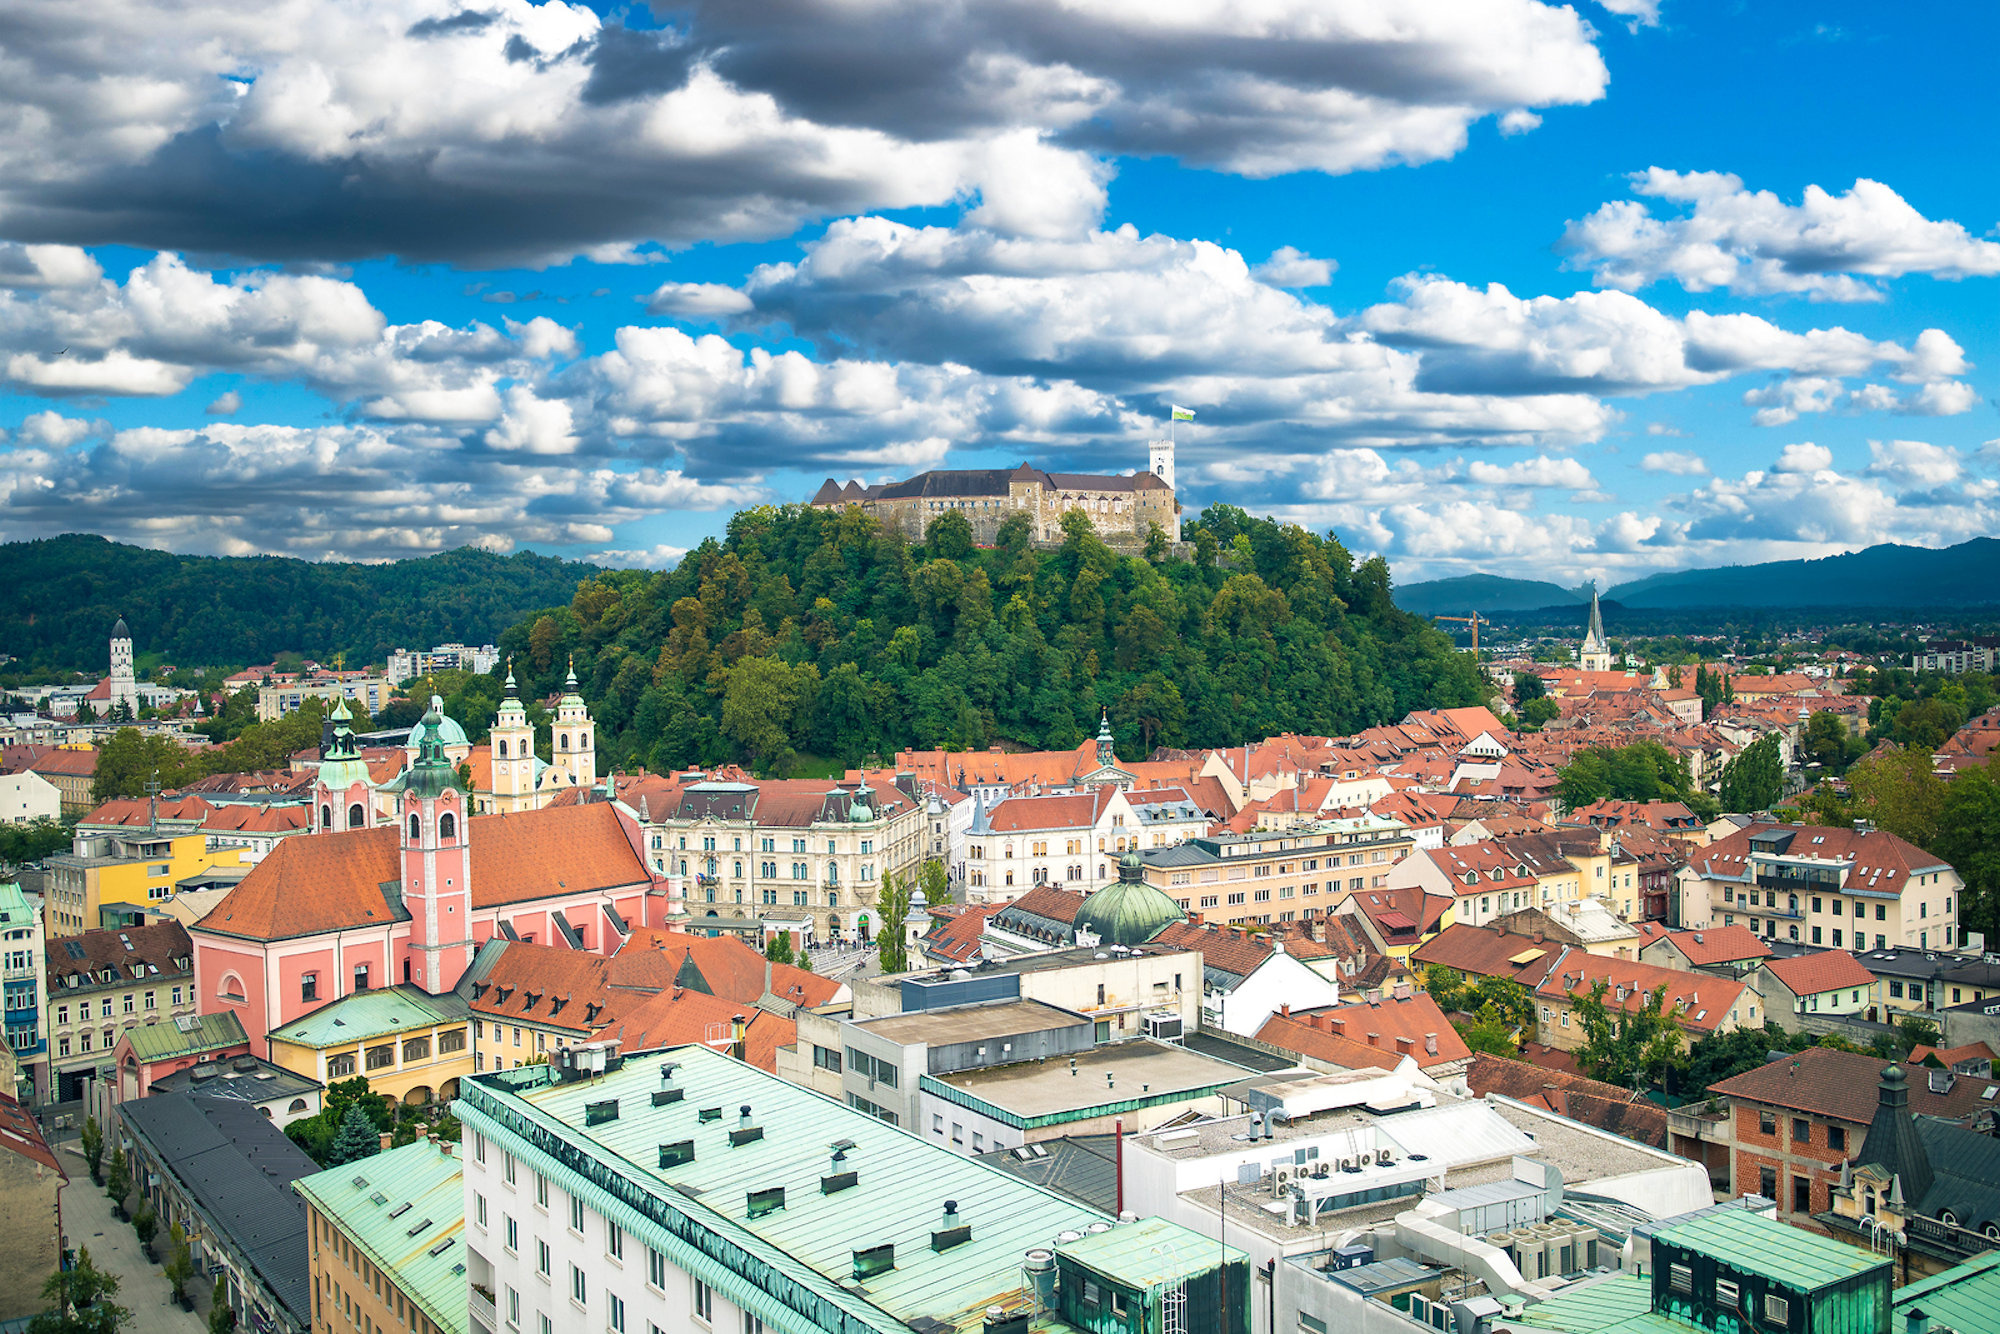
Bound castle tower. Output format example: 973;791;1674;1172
108;615;139;717
313;697;376;832
489;662;538;814
1578;586;1613;673
550;656;596;792
389;701;473;993
1147;439;1181;541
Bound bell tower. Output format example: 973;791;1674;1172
1147;437;1175;492
392;701;473;993
490;661;537;813
550;656;596;792
314;697;375;832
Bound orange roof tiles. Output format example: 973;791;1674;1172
986;790;1111;832
590;988;796;1071
196;802;650;942
1258;992;1468;1072
2;744;98;776
612;929;842;1010
1640;923;1771;966
1761;949;1877;997
1534;951;1747;1035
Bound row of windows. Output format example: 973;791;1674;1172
316;1209;444;1334
54;988;184;1025
678;860;871;883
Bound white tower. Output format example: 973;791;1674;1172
490;662;538;814
108;615;139;717
1578;586;1613;673
1147;438;1181;541
550;656;597;792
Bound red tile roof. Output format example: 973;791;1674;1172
611;929;842;1010
1760;949;1877;997
590;988;796;1071
1465;1053;1667;1147
1273;991;1470;1070
196;802;650;942
47;921;194;987
1909;1042;1996;1068
472;943;629;1034
0;1091;61;1174
2;744;98;776
1641;923;1773;966
921;904;1000;965
1426;843;1538;897
1707;1045;2000;1122
986;790;1111;832
999;884;1087;925
1534;951;1748;1035
1150;921;1283;980
1411;922;1564;987
1689;822;1950;883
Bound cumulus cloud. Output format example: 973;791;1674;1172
1252;247;1335;288
1641;450;1708;475
1565;170;2000;300
1865;439;1962;488
588;543;688;570
0;0;1611;265
204;390;241;416
1773;442;1834;473
644;282;756;318
17;410;96;447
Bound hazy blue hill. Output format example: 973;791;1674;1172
1605;538;2000;608
1395;573;1588;615
1;534;601;671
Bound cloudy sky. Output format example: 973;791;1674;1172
2;1;1996;583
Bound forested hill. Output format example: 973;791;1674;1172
489;504;1489;774
2;535;599;672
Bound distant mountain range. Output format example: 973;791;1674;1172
1396;537;2000;615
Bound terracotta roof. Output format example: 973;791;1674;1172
1689;822;1950;883
589;988;796;1071
195;803;651;942
611;929;842;1010
0;1091;62;1173
986;790;1111;832
1534;950;1747;1035
998;884;1086;926
1274;992;1469;1070
1345;886;1449;940
1909;1042;1997;1068
1465;1053;1667;1148
1708;1046;2000;1122
1427;843;1538;896
1411;922;1564;987
1149;921;1280;980
922;904;1000;965
2;743;98;776
1761;949;1877;997
471;943;628;1034
1642;923;1773;966
47;921;194;987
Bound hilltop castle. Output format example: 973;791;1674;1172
810;438;1181;545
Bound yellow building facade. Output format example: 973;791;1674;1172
267;985;473;1107
45;829;247;936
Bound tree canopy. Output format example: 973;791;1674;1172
484;502;1489;775
1718;733;1784;812
1555;740;1699;810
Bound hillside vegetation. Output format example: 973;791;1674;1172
1;534;598;672
492;504;1489;774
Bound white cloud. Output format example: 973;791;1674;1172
644;283;756;319
1565;170;2000;300
1464;455;1597;490
1641;450;1708;475
0;0;1612;265
588;544;688;570
1773;442;1834;473
204;390;241;416
484;386;579;455
16;410;95;447
1251;247;1335;288
1498;109;1543;136
0;243;101;290
1595;0;1662;24
1865;439;1962;488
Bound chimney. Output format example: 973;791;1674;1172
1395;1036;1413;1053
1424;1033;1438;1056
1328;1017;1344;1035
1280;1003;1291;1018
1366;989;1381;1006
1392;982;1412;1001
1366;1032;1381;1047
730;1014;748;1062
379;1131;392;1151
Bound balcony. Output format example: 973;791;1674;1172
1667;1104;1730;1145
469;1284;497;1334
1755;871;1835;895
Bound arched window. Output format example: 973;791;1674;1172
219;973;247;1002
560;733;570;752
408;813;422;841
498;739;508;757
348;803;365;828
440;812;456;841
321;804;332;829
580;732;589;749
287;1098;309;1114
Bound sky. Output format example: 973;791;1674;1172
2;0;1997;585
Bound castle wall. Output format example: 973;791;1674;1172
822;475;1177;546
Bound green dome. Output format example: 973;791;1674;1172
1074;854;1185;947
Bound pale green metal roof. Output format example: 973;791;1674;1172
1893;1249;2000;1333
274;985;469;1049
510;1045;1107;1330
0;880;34;926
1655;1209;1888;1289
1503;1275;1653;1331
295;1139;468;1334
124;1010;247;1062
1056;1217;1243;1293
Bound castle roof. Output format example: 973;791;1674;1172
818;465;1171;504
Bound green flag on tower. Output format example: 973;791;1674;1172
1170;405;1195;421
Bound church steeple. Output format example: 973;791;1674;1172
314;696;374;832
490;659;537;813
1856;1062;1934;1208
1578;585;1613;672
1096;710;1116;770
550;654;596;793
386;699;473;992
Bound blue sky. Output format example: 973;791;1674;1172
2;0;1995;584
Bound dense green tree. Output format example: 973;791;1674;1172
1512;672;1545;705
208;1276;236;1334
1571;980;1685;1089
1556;741;1695;809
327;1101;383;1167
80;1115;103;1184
1934;756;2000;940
925;512;975;561
1719;734;1785;813
164;1224;195;1305
104;1146;130;1218
1898;1014;1942;1052
0;817;72;863
1847;743;1947;852
30;1247;129;1334
91;729;203;800
876;868;912;974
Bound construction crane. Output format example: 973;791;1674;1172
1433;612;1488;654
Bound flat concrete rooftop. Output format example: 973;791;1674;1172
930;1039;1251;1119
855;998;1089;1046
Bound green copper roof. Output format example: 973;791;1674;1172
1894;1249;2000;1333
1502;1274;1654;1331
386;699;464;798
1656;1209;1888;1289
482;1044;1105;1332
0;880;35;929
124;1010;248;1062
295;1138;467;1334
1073;857;1185;947
1057;1217;1243;1293
274;985;469;1049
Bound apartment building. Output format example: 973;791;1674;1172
1679;822;1961;951
255;673;392;721
0;883;46;1084
41;920;197;1103
1142;813;1413;929
959;785;1205;901
45;825;247;936
298;1136;466;1334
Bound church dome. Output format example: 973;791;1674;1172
112;616;130;640
1073;852;1185;947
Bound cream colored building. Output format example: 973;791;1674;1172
255;674;390;722
1142;813;1415;928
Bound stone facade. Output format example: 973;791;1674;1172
811;457;1179;545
